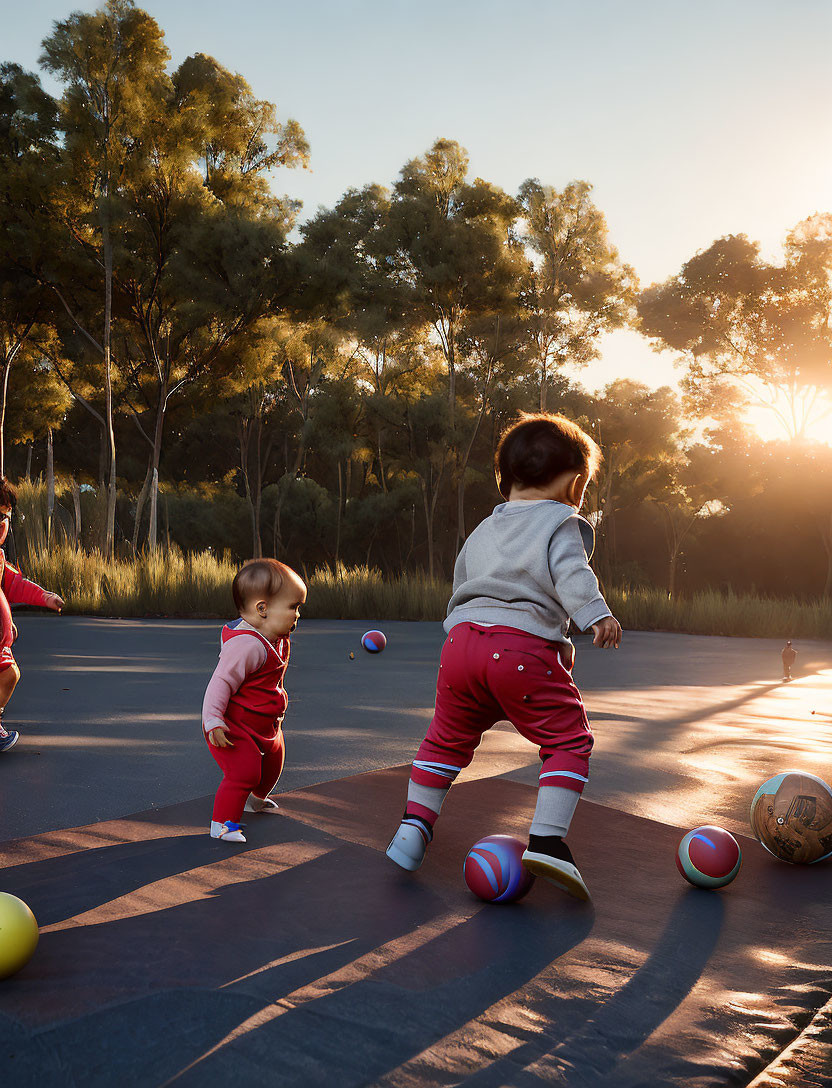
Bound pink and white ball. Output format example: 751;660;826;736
464;834;535;903
676;825;742;889
361;630;387;654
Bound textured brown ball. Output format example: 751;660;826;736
750;771;832;864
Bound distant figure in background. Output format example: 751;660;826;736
0;476;65;754
781;640;797;682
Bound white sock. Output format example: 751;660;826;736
530;786;580;838
406;779;451;820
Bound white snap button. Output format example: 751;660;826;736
517;665;524;671
493;653;500;660
546;670;552;675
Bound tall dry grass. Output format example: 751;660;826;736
11;543;832;638
7;478;831;636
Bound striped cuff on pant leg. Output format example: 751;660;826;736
539;752;590;794
411;759;462;789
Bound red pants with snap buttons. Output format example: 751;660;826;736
411;623;593;802
207;726;285;824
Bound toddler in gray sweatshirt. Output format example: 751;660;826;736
387;412;621;900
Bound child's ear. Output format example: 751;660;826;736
569;472;588;506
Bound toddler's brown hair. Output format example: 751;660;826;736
232;558;298;613
495;413;601;500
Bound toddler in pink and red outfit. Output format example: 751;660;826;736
202;558;306;843
386;413;622;900
0;475;64;754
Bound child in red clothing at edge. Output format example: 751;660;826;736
0;476;64;753
386;413;622;900
202;558;307;842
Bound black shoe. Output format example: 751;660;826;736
522;834;590;900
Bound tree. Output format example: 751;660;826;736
0;63;62;476
41;0;171;554
639;228;832;440
586;380;685;583
518;179;636;411
384;140;522;550
650;445;723;597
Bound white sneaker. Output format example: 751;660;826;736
244;794;280;813
210;820;246;843
386;820;430;871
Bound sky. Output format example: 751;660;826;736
5;0;832;401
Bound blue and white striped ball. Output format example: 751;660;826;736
361;630;387;654
464;834;535;903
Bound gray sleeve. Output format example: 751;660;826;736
548;518;612;631
451;539;468;594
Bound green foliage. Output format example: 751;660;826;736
3;7;832;613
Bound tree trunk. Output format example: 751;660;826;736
668;547;679;599
421;481;435;580
0;321;35;478
70;476;82;549
132;459;153;552
147;392;166;551
0;355;11;478
46;427;54;545
98;425;107;491
273;500;281;560
25;444;33;479
335;461;343;567
101;209;117;558
239;415;262;559
420;468;444;581
252;413;265;560
456;395;490;553
148;468;159;551
820;511;832;599
447;323;456;428
377;431;387;493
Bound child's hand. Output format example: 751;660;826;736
46;593;64;613
561;642;576;671
592;615;622;649
208;725;235;748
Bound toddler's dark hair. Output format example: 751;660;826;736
495;413;601;500
232;558;303;613
0;476;17;510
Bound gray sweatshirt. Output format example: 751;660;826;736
444;500;612;646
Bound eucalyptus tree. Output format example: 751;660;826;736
518;179;637;411
40;0;171;554
384;140;520;426
295;183;428;509
0;63;66;475
455;307;530;538
382;139;523;550
649;445;723;597
38;27;310;551
585;380;686;584
639;224;832;441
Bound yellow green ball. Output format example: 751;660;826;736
0;892;39;979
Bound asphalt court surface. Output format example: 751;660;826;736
1;617;832;1084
